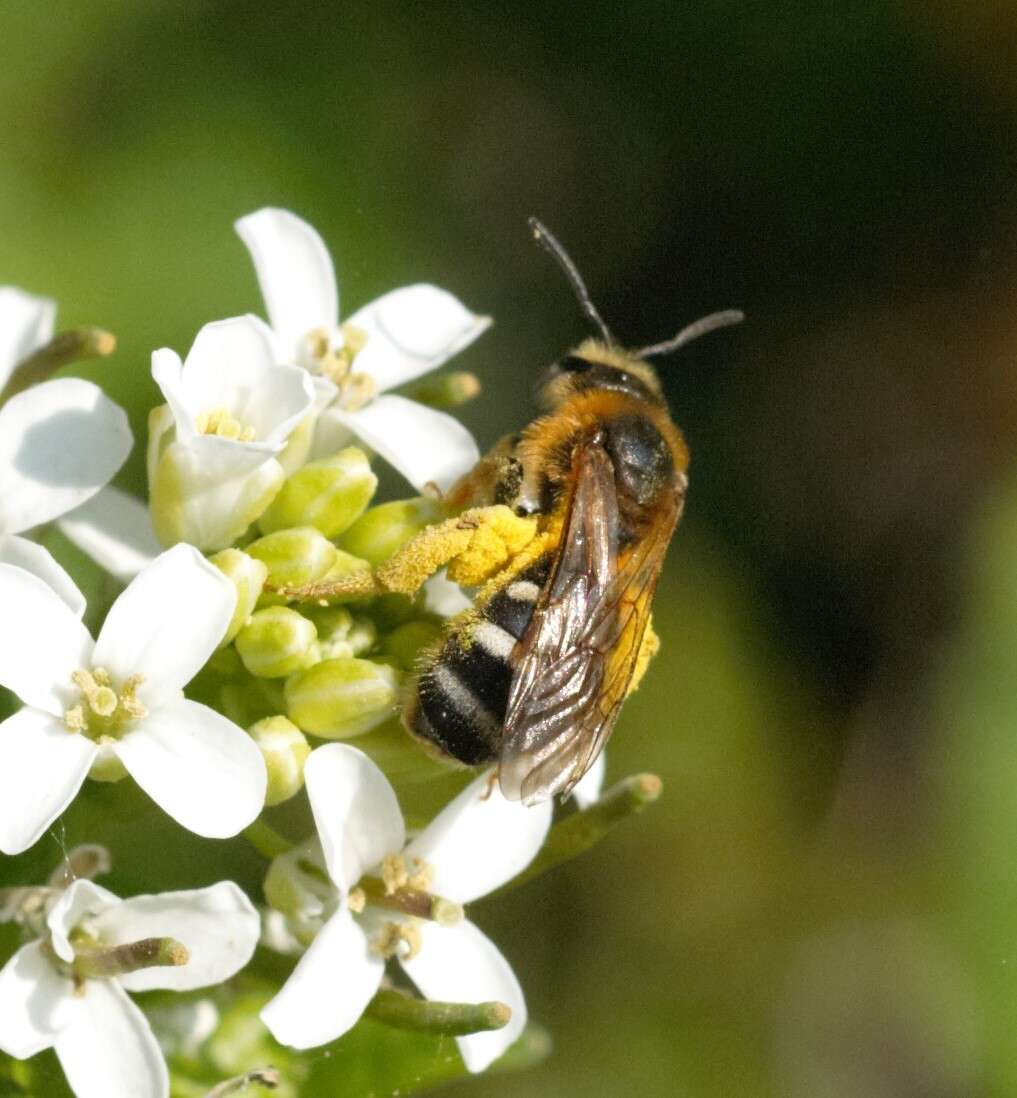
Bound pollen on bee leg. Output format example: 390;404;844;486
446;506;538;587
627;616;660;695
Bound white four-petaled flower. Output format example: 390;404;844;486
0;286;132;578
236;207;488;493
0;878;260;1098
261;743;552;1072
0;543;267;854
149;313;317;550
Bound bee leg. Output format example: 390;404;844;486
376;505;539;595
626;616;661;696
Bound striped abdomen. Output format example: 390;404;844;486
407;557;552;765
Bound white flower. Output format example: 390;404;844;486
0;543;267;854
149;314;316;550
57;485;161;583
0;287;132;537
261;743;551;1073
235;208;489;493
0;877;259;1098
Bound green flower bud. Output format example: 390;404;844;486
339;497;443;568
235;607;317;678
285;657;399;738
246;526;337;589
383;620;443;670
209;549;268;645
258;447;378;538
248;716;311;806
305;606;378;660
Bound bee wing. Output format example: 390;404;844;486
498;440;680;804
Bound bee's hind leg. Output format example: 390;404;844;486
376;505;539;595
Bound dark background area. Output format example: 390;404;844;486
4;2;1017;1094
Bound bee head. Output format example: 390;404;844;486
528;217;743;409
539;340;665;409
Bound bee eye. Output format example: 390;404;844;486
558;355;592;373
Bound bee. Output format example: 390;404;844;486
403;220;742;804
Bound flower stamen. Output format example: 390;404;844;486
195;407;257;442
370;919;422;961
63;668;148;738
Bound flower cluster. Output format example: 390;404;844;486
0;210;643;1098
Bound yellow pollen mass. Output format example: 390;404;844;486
347;887;366;913
195;407;257;442
371;919;422;961
64;668;148;738
381;853;409;895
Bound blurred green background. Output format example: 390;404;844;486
4;1;1017;1095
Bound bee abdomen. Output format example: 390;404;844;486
407;557;551;766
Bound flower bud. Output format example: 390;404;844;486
285;657;399;738
382;620;443;670
235;607;317;678
246;526;337;590
248;716;311;806
258;447;378;538
209;549;268;645
339;497;443;568
306;606;378;660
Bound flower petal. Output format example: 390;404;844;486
260;907;383;1050
235;208;339;357
0;378;132;535
92;545;235;708
180;315;314;444
422;570;472;618
47;879;121;963
328;395;479;493
0;534;86;616
0;563;93;714
0;286;56;389
0;709;97;856
400;918;526;1073
571;751;606;810
94;881;260;993
55;979;168;1098
404;770;552;903
115;699;266;839
57;486;161;582
0;942;74;1058
304;744;405;892
345;285;491;393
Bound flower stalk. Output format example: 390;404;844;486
494;773;663;895
1;327;116;402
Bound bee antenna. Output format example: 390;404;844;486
528;217;614;344
635;309;745;359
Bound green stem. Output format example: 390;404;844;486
243;819;294;859
365;988;510;1035
494;773;663;895
1;327;116;401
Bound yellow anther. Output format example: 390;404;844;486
337;372;377;412
370;919;422;961
347;887;366;914
91;668;112;687
195;406;258;442
118;675;148;721
407;857;433;892
63;706;86;733
381;854;409;895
